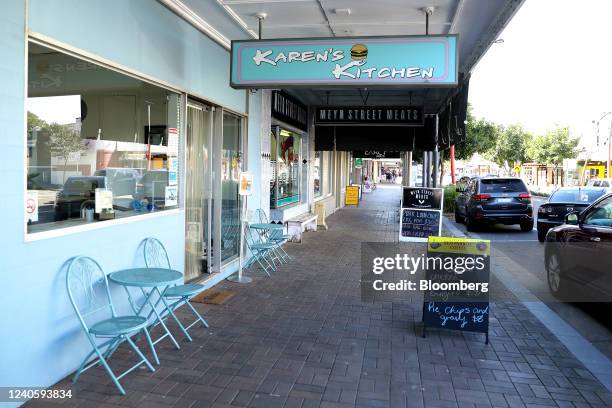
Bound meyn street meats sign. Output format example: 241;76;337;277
316;106;423;126
230;35;458;88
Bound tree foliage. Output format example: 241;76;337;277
486;124;532;170
455;106;498;160
47;123;87;163
27;111;48;132
527;127;580;166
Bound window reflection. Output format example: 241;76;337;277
221;113;242;262
26;43;180;233
270;127;300;208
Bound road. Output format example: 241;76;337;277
449;196;612;361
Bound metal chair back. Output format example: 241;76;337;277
66;256;116;333
256;208;285;240
256;208;269;224
143;237;171;269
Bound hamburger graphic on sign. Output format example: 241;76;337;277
350;44;368;60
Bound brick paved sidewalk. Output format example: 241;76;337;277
30;185;612;408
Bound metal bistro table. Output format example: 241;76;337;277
249;223;284;231
109;267;183;364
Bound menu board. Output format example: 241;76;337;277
345;186;359;206
400;209;440;239
422;237;490;343
399;187;443;242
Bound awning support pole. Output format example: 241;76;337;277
256;12;267;39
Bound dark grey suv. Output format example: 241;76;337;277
454;177;533;231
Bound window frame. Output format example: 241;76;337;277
583;196;612;228
270;125;303;208
23;37;190;242
314;150;334;202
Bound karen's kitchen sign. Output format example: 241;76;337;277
230;35;457;88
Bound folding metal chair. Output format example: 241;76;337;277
143;238;208;342
255;209;292;261
66;256;155;395
244;224;278;276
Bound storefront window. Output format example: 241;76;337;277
26;43;181;234
221;113;242;262
314;151;322;197
314;151;333;199
270;128;301;208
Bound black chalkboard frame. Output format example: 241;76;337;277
420;244;490;344
398;208;442;242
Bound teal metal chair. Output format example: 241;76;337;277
143;238;208;342
244;224;279;276
66;256;155;395
255;209;292;261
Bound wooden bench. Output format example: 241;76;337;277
285;213;318;243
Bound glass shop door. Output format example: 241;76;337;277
185;101;214;280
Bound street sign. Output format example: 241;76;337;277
231;35;458;88
422;237;491;343
399;187;443;242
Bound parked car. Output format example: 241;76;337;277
586;178;612;187
94;168;141;197
537;186;609;242
454;177;533;231
54;176;106;221
134;170;168;202
544;192;612;300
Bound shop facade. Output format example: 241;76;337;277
1;0;270;392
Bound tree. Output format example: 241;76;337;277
527;127;580;186
46;123;87;183
487;124;532;174
454;106;499;160
27;111;48;132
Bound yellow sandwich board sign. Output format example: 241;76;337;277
345;186;360;206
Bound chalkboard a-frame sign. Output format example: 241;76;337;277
399;187;443;242
422;237;491;344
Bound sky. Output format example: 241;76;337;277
27;95;80;125
469;0;612;145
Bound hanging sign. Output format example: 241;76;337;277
271;91;308;131
231;35;458;88
345;186;360;206
354;158;363;168
399;187;443;242
422;236;491;343
316;106;423;126
239;172;254;196
353;151;401;159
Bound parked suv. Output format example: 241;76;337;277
454;177;533;231
54;176;106;221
